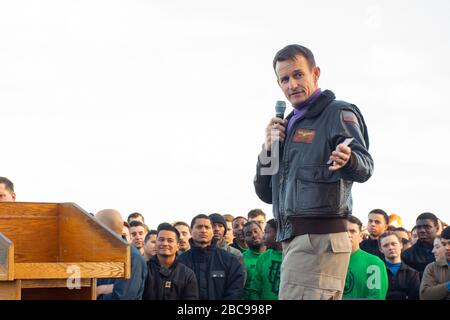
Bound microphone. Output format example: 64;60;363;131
275;100;286;119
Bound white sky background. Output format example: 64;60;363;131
1;0;449;230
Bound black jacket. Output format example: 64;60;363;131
177;238;244;300
360;238;385;260
401;241;435;275
254;90;373;241
142;255;199;300
385;262;420;300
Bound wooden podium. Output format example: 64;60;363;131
0;202;130;300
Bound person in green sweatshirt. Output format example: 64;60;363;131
242;220;266;299
248;219;282;300
344;215;388;299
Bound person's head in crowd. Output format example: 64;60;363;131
232;216;248;247
346;215;363;254
209;213;227;244
143;229;158;261
0;177;16;202
129;220;147;254
360;225;369;240
379;231;403;264
173;221;192;252
127;212;145;224
432;236;446;261
190;214;213;248
223;214;235;245
122;221;131;243
437;219;448;236
367;209;389;239
389;213;403;229
415;212;439;246
247;209;266;231
441;227;450;262
95;209;124;235
155;223;180;262
243;221;265;253
263;219;281;251
394;227;412;251
411;226;418;245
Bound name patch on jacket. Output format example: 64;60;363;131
342;111;358;124
293;128;316;144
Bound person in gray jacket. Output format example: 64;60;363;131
254;44;373;300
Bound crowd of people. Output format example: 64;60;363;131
0;176;448;300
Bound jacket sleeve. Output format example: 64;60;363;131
183;268;200;300
110;253;147;300
420;263;449;300
254;147;273;204
330;106;374;183
223;255;245;299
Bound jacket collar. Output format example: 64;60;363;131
188;237;218;250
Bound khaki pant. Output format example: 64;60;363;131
279;232;351;300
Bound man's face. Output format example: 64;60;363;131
122;226;131;243
232;217;246;242
439;238;450;262
367;213;388;238
224;221;234;245
191;218;213;246
130;226;146;249
263;224;277;249
416;219;438;244
276;54;320;107
244;223;264;250
212;222;225;241
144;234;157;257
249;215;266;232
174;225;191;251
347;221;362;253
156;230;179;258
379;235;402;261
0;183;16;202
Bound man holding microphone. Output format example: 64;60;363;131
254;44;374;300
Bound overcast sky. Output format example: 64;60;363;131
1;0;449;230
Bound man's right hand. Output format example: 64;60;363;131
264;118;287;151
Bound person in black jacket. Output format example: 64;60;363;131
379;231;420;299
177;214;244;300
142;223;198;300
402;212;440;276
254;44;373;300
360;209;389;260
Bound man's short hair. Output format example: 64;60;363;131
346;215;363;231
416;212;439;226
222;214;234;223
190;214;210;229
232;216;247;223
273;44;316;72
441;226;450;240
127;212;145;223
243;220;262;233
129;220;145;229
123;221;130;229
247;209;266;220
144;229;158;243
0;177;14;192
266;219;276;231
173;221;190;229
157;223;180;241
378;231;402;248
369;209;389;225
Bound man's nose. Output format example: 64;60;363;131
288;77;298;90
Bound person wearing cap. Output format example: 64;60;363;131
209;213;247;284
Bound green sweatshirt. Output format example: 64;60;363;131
343;248;388;299
248;249;282;300
242;249;262;300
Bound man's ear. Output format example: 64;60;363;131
313;66;321;83
12;192;16;201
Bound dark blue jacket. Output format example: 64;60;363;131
254;90;373;241
177;238;244;300
385;262;420;300
97;245;147;300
